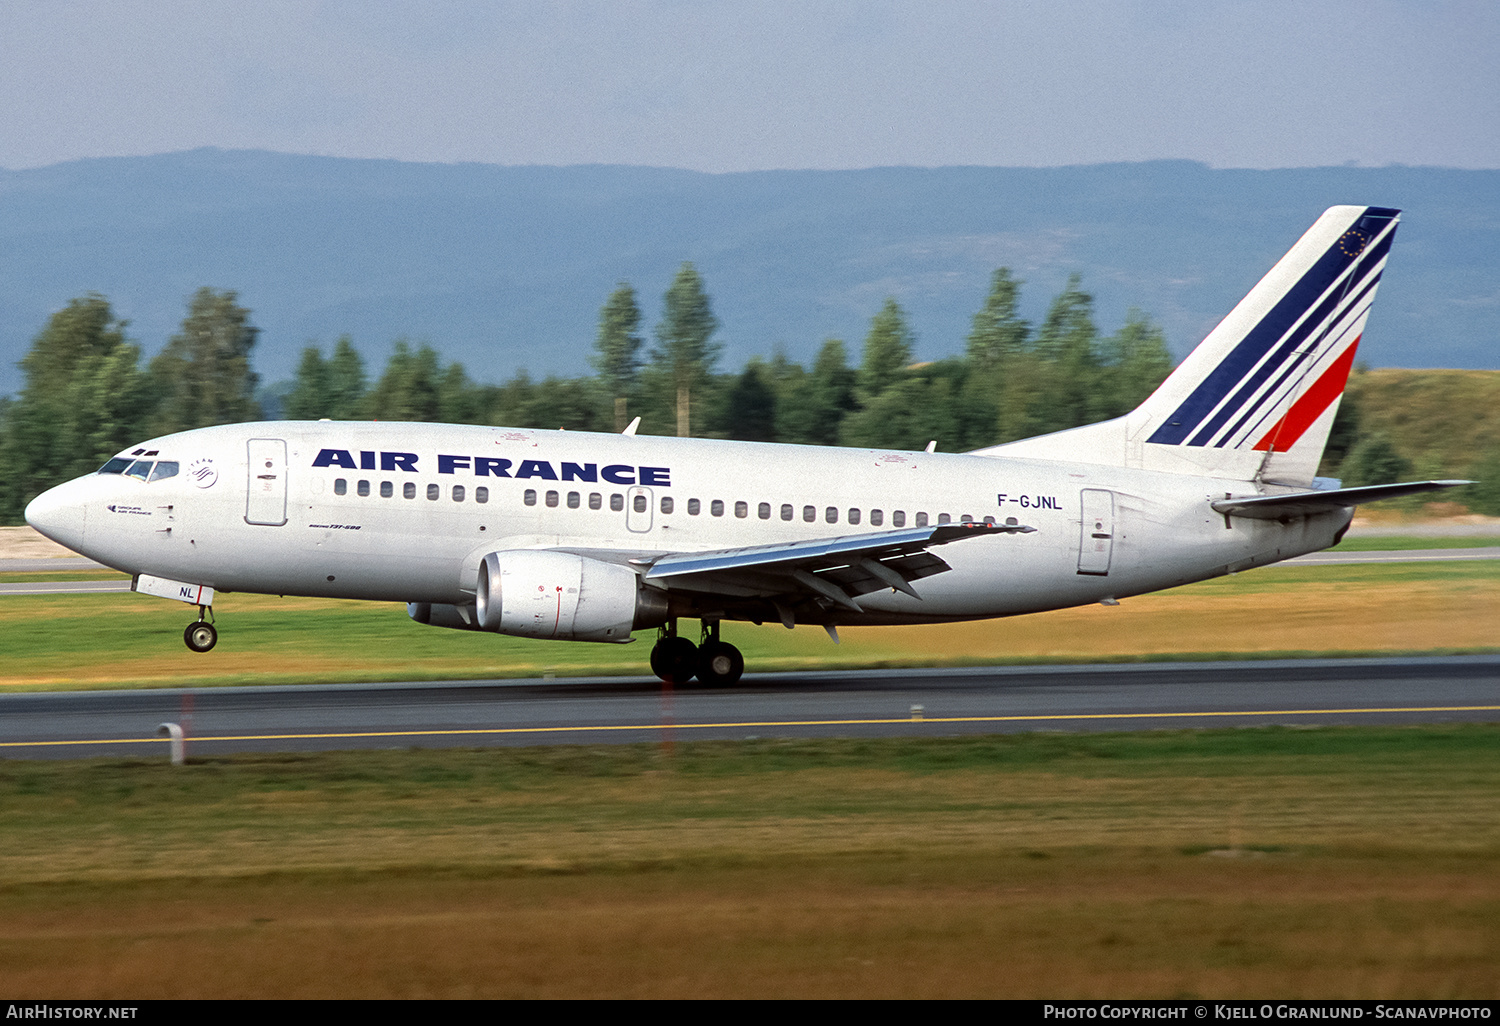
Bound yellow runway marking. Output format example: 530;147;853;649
4;705;1499;748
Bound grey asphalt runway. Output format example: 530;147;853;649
2;657;1496;760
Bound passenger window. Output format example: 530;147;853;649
404;482;416;499
825;507;838;524
711;499;724;517
380;481;393;498
802;505;815;523
334;478;347;496
125;460;152;481
357;480;370;497
960;514;973;523
476;486;489;503
634;494;648;513
983;516;995;525
781;504;793;521
735;501;748;518
870;509;883;526
688;498;701;515
98;458;133;475
453;485;465;502
589;492;602;510
427;483;440;501
848;508;861;525
661;496;673;514
148;462;179;483
759;502;772;520
915;512;929;527
937;513;950;524
892;510;905;527
611;493;625;512
524;489;537;506
545;490;559;507
567;491;580;509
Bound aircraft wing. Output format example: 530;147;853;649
630;521;1034;612
1211;480;1471;520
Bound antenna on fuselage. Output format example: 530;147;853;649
622;417;641;437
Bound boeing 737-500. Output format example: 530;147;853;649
24;205;1465;685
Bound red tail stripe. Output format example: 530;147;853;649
1252;338;1360;453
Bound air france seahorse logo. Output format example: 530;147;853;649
188;458;218;488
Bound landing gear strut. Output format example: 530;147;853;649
647;619;743;687
184;606;217;653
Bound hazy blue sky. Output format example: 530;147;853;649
2;0;1496;171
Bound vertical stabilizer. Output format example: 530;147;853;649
977;206;1400;486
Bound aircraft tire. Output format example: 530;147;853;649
696;642;744;687
184;621;218;653
650;636;698;684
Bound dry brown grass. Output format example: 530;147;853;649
1;732;1496;998
2;856;1495;999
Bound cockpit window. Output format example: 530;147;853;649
98;456;180;482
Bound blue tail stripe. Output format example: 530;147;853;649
1147;239;1358;445
1146;210;1396;446
1192;229;1393;448
1218;273;1381;449
1209;260;1386;448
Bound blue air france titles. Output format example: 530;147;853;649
311;449;670;486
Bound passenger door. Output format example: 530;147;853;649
1077;488;1114;576
245;438;288;526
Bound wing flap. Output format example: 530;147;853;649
639;521;1032;604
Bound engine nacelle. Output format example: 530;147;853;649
474;550;668;643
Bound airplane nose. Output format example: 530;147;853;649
25;480;88;553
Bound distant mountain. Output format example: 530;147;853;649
1;149;1496;397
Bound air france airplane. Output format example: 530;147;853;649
25;206;1464;686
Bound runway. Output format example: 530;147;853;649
2;656;1496;759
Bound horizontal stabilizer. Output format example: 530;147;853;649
1211;480;1471;520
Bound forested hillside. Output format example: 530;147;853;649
1336;369;1500;514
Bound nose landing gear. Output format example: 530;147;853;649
648;619;742;687
184;606;217;652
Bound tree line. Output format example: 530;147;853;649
4;264;1492;524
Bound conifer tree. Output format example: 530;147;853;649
856;298;914;402
148;288;261;433
653;263;719;437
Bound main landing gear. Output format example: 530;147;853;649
183;606;217;653
649;619;743;687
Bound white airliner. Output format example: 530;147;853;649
25;205;1464;685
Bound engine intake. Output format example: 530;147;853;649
468;550;667;643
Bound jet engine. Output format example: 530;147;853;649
443;549;668;643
